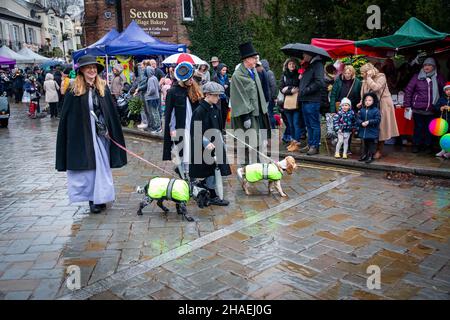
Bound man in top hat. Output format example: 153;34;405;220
230;41;270;165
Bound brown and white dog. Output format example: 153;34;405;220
237;156;297;197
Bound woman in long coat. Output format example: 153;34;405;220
162;62;202;179
56;55;127;213
43;73;60;118
359;63;399;159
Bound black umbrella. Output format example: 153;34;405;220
281;43;331;60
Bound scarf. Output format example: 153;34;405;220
418;68;439;105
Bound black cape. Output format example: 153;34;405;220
55;87;127;171
162;82;199;161
189;100;231;179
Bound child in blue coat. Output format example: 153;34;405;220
333;97;356;159
357;92;381;164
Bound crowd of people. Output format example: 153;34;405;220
277;55;450;161
0;65;75;118
5;41;447;217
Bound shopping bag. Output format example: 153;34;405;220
22;91;30;103
283;92;298;110
325;113;337;139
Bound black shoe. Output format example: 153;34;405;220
358;153;368;161
89;201;101;214
98;203;107;210
412;145;421;153
365;154;374;164
306;146;319;155
208;197;229;206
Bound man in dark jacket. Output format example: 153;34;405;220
190;81;231;206
298;54;325;155
261;59;277;129
12;70;24;103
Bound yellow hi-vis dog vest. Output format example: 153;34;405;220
245;163;283;182
147;178;190;202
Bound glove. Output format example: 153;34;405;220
243;119;251;129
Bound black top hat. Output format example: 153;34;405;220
239;41;258;60
76;55;104;73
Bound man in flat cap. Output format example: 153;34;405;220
190;81;231;206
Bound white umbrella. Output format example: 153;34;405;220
162;53;206;65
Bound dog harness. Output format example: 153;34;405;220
245;163;283;182
147;178;190;202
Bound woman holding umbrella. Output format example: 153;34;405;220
281;44;328;155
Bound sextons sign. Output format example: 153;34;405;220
126;6;173;37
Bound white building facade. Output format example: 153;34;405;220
0;0;82;59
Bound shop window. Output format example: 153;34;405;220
182;0;193;21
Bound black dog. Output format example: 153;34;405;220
136;178;209;222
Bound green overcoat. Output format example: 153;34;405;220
230;63;268;131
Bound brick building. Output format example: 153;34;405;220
83;0;264;46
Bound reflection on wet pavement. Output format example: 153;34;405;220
0;103;449;300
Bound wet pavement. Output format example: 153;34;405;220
0;102;449;300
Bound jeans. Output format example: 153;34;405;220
284;110;302;141
302;102;321;148
145;99;162;131
281;111;292;142
413;113;434;147
267;99;276;129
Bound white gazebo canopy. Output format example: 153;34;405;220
0;46;33;64
17;47;50;63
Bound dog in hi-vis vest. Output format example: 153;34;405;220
136;178;209;222
237;156;297;197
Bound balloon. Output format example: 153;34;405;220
429;118;448;136
439;133;450;152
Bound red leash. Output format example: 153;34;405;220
105;133;178;178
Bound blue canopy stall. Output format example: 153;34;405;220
72;29;120;62
106;21;186;56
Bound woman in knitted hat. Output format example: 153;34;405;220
404;57;445;154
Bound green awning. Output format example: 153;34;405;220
356;17;449;50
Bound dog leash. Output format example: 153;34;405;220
225;130;279;166
90;111;178;179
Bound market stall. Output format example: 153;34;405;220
0;56;16;69
106;21;186;56
17;47;50;64
72;28;120;63
0;46;33;65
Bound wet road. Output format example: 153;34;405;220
0;102;449;300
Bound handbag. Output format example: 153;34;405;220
283;92;298;110
276;90;285;107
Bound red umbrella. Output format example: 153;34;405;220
162;53;205;65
